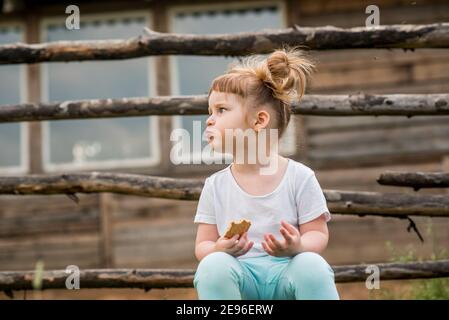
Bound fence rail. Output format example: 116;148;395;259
1;259;448;292
378;172;449;190
0;172;448;218
1;93;448;123
1;23;449;65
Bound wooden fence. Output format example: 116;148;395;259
0;23;448;292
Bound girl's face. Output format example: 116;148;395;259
206;91;253;152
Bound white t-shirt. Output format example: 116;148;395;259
194;158;331;259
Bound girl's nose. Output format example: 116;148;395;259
206;115;215;126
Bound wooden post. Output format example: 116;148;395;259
153;3;173;173
25;13;43;173
99;193;114;268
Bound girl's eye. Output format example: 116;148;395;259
218;108;226;113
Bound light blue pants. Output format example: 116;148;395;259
194;251;340;300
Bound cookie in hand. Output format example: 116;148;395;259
224;219;251;239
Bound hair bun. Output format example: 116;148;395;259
267;50;290;83
263;47;315;105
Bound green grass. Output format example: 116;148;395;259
368;220;449;300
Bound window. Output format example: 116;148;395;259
41;12;159;171
169;2;296;164
0;24;28;174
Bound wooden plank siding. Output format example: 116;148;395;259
300;2;449;169
0;195;101;270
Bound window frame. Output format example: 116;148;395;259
168;0;296;165
39;10;160;172
0;21;29;175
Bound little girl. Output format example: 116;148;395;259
193;47;339;300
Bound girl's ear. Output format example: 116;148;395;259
254;109;271;131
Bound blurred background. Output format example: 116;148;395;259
0;0;448;299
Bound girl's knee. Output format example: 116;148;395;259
194;252;240;287
197;251;236;270
292;252;330;268
287;252;335;283
284;252;339;299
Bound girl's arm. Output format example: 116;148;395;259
298;214;329;254
195;223;220;261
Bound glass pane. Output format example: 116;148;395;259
172;6;290;155
0;26;22;168
44;16;154;166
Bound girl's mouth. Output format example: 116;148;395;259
205;131;214;141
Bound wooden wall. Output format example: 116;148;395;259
287;0;449;170
0;195;101;270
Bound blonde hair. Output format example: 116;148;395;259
208;47;315;138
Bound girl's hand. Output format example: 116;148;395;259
262;220;303;257
215;232;254;257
